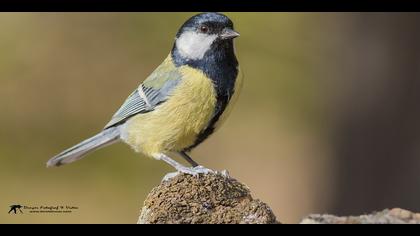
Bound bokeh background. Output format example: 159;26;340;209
1;13;420;223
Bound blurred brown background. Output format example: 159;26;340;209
1;13;420;223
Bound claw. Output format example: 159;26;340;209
162;172;180;182
219;169;230;178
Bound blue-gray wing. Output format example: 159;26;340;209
104;56;182;129
103;89;149;129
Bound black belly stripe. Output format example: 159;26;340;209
183;93;233;152
183;63;238;151
172;39;239;152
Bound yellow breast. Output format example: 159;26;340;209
123;66;217;157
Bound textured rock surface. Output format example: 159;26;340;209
300;208;420;224
138;171;278;224
138;171;420;224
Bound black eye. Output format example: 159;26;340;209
199;25;209;33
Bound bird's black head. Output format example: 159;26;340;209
172;12;239;64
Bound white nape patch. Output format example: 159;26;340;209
176;31;218;60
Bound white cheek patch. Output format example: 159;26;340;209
176;31;218;60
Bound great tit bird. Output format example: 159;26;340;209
47;12;242;175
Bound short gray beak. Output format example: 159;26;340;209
220;28;240;40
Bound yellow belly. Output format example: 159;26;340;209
122;66;217;157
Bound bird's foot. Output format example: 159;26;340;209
162;166;215;182
191;165;215;175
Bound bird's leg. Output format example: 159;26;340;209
153;153;198;175
177;152;215;174
153;153;214;181
179;151;199;167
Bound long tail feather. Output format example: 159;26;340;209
47;127;120;167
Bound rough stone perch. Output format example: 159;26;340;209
138;171;420;224
300;208;420;224
138;171;278;224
